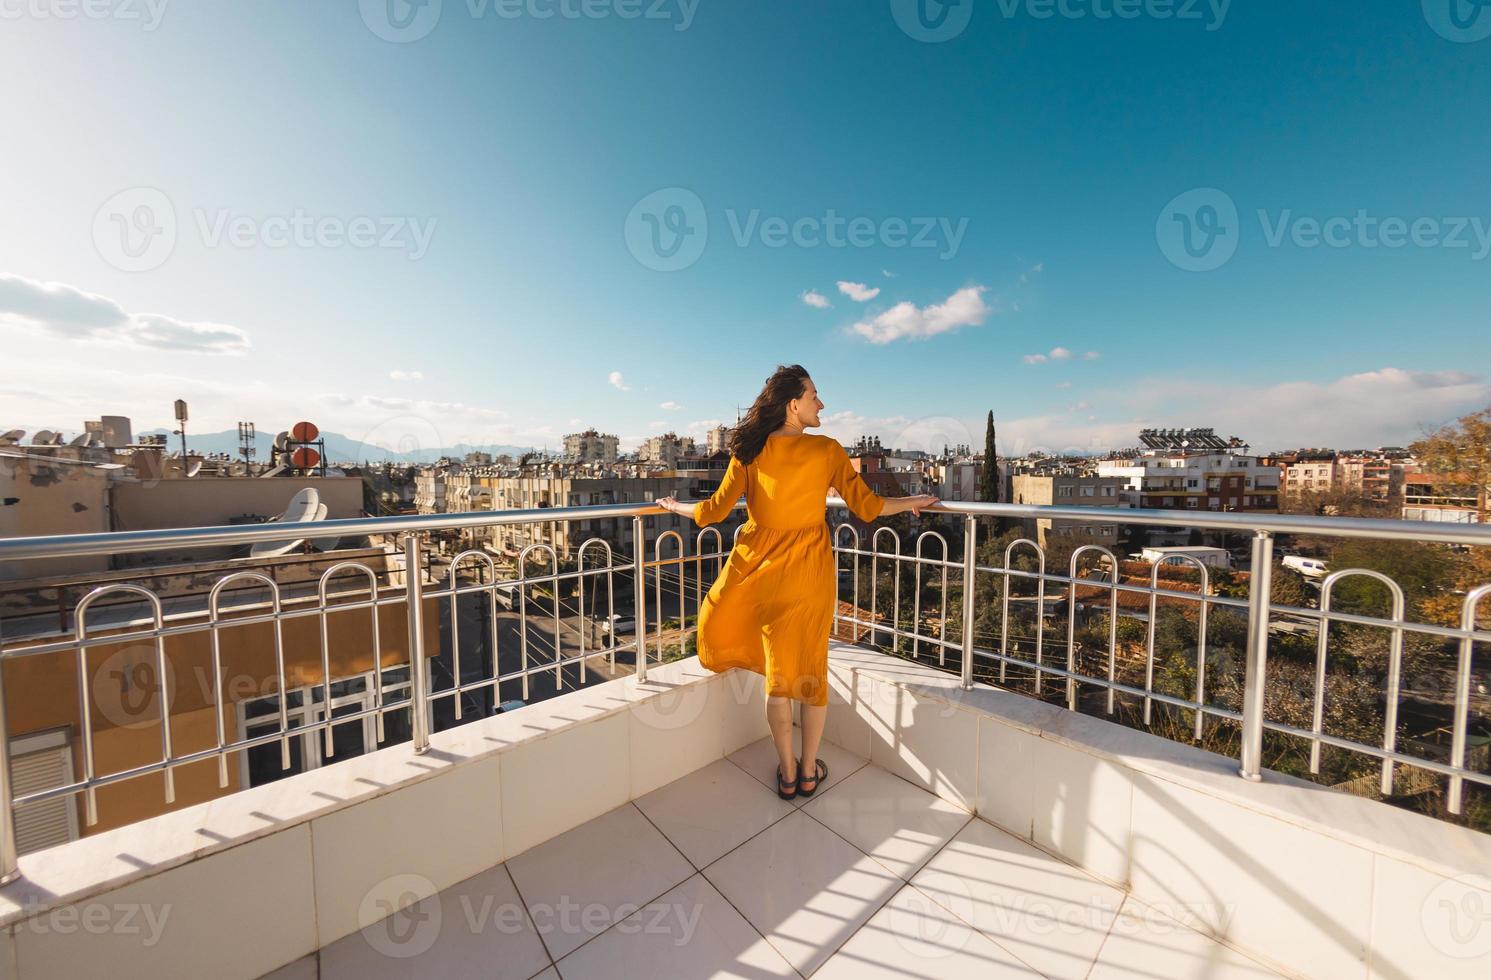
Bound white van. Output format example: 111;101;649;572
1281;555;1328;578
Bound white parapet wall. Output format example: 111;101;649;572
0;657;771;980
2;642;1487;980
820;642;1491;980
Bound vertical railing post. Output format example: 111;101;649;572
960;514;977;690
403;534;431;754
0;666;19;884
1238;528;1273;782
633;515;649;683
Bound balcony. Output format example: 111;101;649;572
0;499;1486;978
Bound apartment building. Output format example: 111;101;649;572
1098;429;1279;514
1011;472;1128;548
563;428;619;465
413;465;450;514
1280;451;1340;496
638;432;695;468
1402;472;1484;524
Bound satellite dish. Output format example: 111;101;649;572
229;461;248;476
248;488;322;558
0;430;23;444
273;431;290;451
32;430;55;445
308;502;341;553
292;420;319;442
291;446;321;469
186;460;203;478
69;433;90;446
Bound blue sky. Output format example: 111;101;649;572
2;0;1489;457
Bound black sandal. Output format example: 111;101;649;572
796;756;827;797
777;762;799;800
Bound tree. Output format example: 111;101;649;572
1410;404;1491;524
979;411;1000;503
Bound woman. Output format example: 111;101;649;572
656;366;938;800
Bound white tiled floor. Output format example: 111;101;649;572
269;735;1288;979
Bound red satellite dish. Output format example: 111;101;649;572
292;420;319;442
292;447;321;469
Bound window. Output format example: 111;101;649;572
9;730;78;855
1080;486;1095;497
1101;486;1116;497
1186;498;1199;508
239;668;412;789
1057;486;1074;498
1187;479;1199;489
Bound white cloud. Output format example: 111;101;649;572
850;286;991;345
608;371;631;391
389;370;425;382
881;269;896;278
1083;350;1100;360
837;281;881;302
1025;345;1079;365
0;273;250;354
801;290;831;309
659;400;682;410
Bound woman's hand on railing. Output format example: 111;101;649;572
655;495;691;517
887;494;941;517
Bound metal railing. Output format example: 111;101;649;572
828;500;1491;823
0;497;1487;885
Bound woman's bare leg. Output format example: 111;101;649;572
767;696;797;783
799;702;827;781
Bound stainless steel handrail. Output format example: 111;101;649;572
0;495;1485;886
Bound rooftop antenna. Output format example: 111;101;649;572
238;421;256;464
31;430;55;445
0;430;22;445
173;399;189;459
68;432;90;447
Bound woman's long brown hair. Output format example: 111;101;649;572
728;364;811;466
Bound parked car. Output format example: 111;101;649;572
601;615;636;636
1281;555;1328;578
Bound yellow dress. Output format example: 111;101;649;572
691;433;886;706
